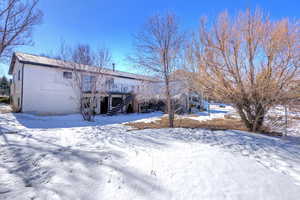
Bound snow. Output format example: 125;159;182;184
0;106;300;199
187;103;236;121
0;111;163;129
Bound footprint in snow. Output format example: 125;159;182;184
97;160;103;165
242;150;250;156
0;188;11;194
151;170;157;176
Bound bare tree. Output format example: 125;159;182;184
57;43;111;121
192;9;300;132
0;0;42;61
130;13;185;127
134;80;162;105
72;44;94;66
94;47;112;68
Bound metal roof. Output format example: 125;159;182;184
9;52;157;81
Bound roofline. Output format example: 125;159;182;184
9;52;158;82
21;60;154;81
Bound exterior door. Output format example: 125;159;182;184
101;97;108;114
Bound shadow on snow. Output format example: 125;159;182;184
6;112;163;129
0;128;169;199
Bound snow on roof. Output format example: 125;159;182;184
9;52;157;81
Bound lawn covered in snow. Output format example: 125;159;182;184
1;105;300;200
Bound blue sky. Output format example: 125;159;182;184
1;0;300;76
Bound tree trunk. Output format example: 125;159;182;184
80;97;93;121
167;95;174;128
252;104;265;132
165;78;174;128
236;104;265;132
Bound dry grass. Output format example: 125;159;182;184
0;105;12;114
126;116;247;131
126;115;283;136
291;116;300;120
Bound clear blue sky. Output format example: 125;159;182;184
1;0;300;76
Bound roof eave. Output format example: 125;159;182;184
14;59;156;82
8;52;158;82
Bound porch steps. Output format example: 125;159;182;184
107;95;133;115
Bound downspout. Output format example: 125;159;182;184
20;64;24;112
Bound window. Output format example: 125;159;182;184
82;75;95;92
18;70;20;81
17;97;20;107
105;78;114;86
63;71;72;79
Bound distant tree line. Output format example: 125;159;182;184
0;75;10;96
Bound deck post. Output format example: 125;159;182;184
108;94;112;112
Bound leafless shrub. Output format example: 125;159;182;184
190;8;300;132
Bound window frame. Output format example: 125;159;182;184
105;77;114;87
63;71;72;79
82;75;96;92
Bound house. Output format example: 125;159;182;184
8;52;156;115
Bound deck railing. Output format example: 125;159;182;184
105;83;135;93
83;82;137;93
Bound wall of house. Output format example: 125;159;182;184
10;59;23;111
14;62;149;115
22;64;80;114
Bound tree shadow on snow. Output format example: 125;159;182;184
209;109;228;114
0;129;169;199
8;112;163;129
131;128;300;184
194;109;228;117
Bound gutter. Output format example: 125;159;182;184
18;60;156;82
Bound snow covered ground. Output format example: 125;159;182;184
1;105;300;200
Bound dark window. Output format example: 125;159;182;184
18;70;20;81
17;97;20;107
63;71;72;79
105;78;114;86
112;97;123;107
